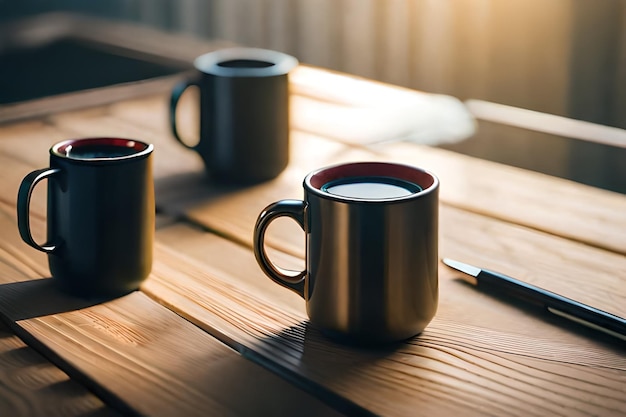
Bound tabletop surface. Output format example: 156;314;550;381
1;59;625;416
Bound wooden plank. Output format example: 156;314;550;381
0;320;120;417
149;225;626;417
0;288;341;417
0;201;342;417
0;119;70;170
466;99;626;149
0;202;340;416
376;141;626;255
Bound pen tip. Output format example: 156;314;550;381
442;258;481;277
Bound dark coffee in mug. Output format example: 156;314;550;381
321;176;422;199
63;144;140;159
217;59;274;68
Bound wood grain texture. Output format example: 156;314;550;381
149;227;626;417
375;141;626;256
0;284;342;417
0;320;119;417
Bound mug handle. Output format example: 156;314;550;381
170;79;200;149
17;167;62;253
254;200;307;298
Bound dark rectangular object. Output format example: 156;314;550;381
0;38;186;104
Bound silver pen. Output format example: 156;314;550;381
443;258;626;342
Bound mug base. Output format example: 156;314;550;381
316;325;424;347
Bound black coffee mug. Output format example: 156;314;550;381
170;47;298;184
17;138;155;298
254;162;439;344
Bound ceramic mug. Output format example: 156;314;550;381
254;161;439;344
170;47;298;184
17;138;155;298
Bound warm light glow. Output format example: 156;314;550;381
289;66;475;146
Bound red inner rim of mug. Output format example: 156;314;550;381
309;162;436;191
53;138;150;159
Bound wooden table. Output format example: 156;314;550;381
1;63;625;417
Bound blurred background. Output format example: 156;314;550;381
1;0;625;192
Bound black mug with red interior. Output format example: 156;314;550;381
17;137;155;298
